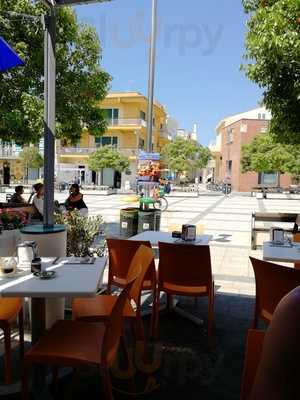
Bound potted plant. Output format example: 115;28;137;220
54;210;106;257
0;209;28;256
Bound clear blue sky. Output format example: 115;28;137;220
75;0;262;146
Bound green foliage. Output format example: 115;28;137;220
242;0;300;143
88;146;130;173
19;146;44;169
162;137;211;175
241;132;300;183
0;0;111;144
54;210;105;257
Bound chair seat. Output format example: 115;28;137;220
161;281;209;295
0;298;22;322
73;295;136;322
25;320;105;366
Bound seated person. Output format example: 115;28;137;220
32;183;44;218
250;286;300;399
8;186;27;205
65;183;88;216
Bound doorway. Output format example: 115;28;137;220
3;163;10;185
114;170;121;189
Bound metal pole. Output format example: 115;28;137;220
43;8;56;227
146;0;158;153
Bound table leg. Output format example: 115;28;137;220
31;298;52;399
31;298;46;345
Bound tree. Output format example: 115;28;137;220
241;133;297;185
0;0;111;145
242;0;300;143
162;137;211;182
19;146;44;182
88;147;130;174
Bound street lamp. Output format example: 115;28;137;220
41;0;112;227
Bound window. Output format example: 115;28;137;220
226;160;232;177
262;113;266;120
260;126;267;133
240;123;248;133
140;111;146;121
102;108;119;124
226;127;233;143
258;113;261;119
95;136;118;148
258;172;278;186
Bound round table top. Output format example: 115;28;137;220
20;224;65;235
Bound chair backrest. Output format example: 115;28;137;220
158;242;212;288
126;245;155;307
102;266;140;366
106;238;155;290
240;329;265;400
293;233;300;269
250;257;300;320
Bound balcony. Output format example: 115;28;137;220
107;119;147;128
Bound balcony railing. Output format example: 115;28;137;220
0;147;19;158
107;119;147;127
59;146;141;157
58;147;97;155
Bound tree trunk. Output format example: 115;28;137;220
277;172;281;187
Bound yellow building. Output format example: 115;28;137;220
57;92;169;189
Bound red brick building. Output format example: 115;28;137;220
214;107;292;192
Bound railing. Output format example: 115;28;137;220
58;146;141;157
0;147;19;158
107;118;147;127
58;147;97;155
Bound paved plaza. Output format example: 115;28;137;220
49;192;300;297
3;191;300;297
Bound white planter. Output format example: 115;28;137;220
0;229;21;256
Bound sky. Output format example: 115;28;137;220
74;0;263;146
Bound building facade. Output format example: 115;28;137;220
56;92;169;189
0;140;43;185
215;107;292;192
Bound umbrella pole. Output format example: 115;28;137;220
43;8;56;227
146;0;158;153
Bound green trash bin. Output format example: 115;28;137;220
120;208;139;238
138;210;156;233
154;209;161;231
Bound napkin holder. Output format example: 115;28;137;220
270;227;284;245
181;224;196;241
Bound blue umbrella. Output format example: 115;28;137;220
0;36;24;73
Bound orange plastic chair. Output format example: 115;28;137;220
106;238;156;293
72;245;155;341
21;267;140;400
240;329;265;400
293;233;300;269
0;298;24;384
154;242;214;342
250;257;300;328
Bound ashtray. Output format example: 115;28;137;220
33;270;56;280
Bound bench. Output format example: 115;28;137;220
251;212;297;250
251;186;283;198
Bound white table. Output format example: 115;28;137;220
263;241;300;263
0;257;106;396
130;231;212;246
0;257;107;344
